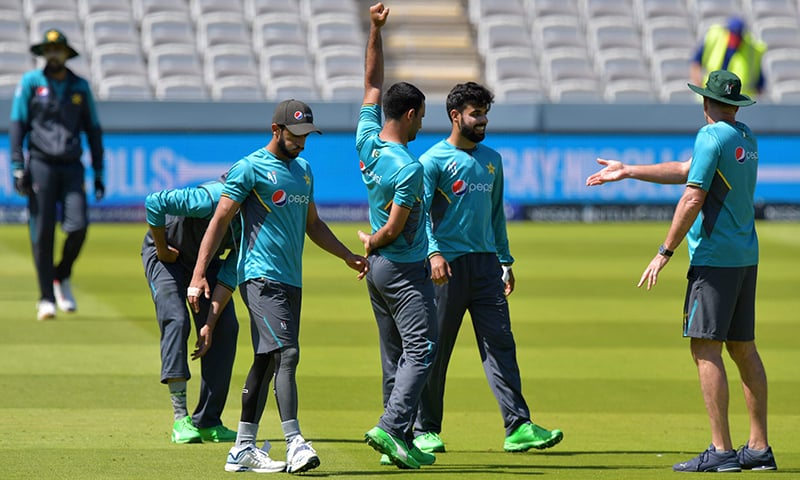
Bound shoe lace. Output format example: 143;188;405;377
250;445;274;465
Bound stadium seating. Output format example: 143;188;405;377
1;0;800;103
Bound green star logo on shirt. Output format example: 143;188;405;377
487;162;496;175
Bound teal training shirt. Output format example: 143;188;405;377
144;181;238;290
686;120;759;267
356;104;427;263
421;139;513;264
222;147;313;288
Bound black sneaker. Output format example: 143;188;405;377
673;444;741;472
737;444;777;470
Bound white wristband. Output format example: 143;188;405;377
501;265;512;283
187;287;202;297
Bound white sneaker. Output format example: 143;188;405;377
225;444;286;473
37;300;56;321
53;279;77;312
286;436;320;474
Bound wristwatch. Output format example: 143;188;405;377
658;244;674;257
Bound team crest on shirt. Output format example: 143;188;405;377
486;162;496;175
71;93;82;105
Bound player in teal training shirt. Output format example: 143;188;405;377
143;179;240;444
189;100;367;474
590;71;775;472
358;3;438;471
412;82;563;454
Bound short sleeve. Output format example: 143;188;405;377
687;128;720;191
222;159;254;203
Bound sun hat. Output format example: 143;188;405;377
688;70;755;106
30;29;79;59
272;99;322;135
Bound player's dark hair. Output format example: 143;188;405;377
446;82;494;115
382;82;425;120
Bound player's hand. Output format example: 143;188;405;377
502;265;515;296
157;245;180;263
370;2;389;27
585;158;625;186
637;254;670;290
429;254;451;285
192;324;212;360
357;230;373;256
13;169;32;196
187;276;210;313
345;253;369;280
94;179;105;201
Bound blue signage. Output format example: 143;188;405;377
1;132;798;207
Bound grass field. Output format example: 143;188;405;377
0;221;798;479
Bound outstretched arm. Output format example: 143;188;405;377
363;2;389;106
586;158;691;186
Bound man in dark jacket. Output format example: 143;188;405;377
9;30;106;320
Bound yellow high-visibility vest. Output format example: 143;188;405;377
701;24;766;98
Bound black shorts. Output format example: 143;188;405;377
241;278;301;354
683;265;757;341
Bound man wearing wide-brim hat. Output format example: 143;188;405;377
587;69;777;472
30;28;80;59
9;29;107;321
637;69;776;472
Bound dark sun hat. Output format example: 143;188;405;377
30;29;79;59
688;70;755;106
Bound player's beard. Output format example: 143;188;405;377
44;59;66;75
460;119;486;143
277;133;301;160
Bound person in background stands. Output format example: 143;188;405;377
691;16;766;100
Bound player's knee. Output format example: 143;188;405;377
278;346;299;369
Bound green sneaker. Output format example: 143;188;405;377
172;416;202;444
413;432;446;453
198;424;237;442
504;422;563;452
364;426;420;469
409;445;436;465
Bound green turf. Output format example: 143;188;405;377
0;221;798;479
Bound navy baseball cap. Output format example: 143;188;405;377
272;99;322;136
